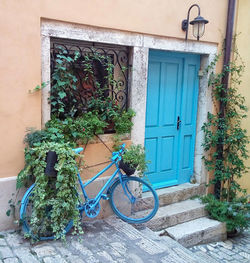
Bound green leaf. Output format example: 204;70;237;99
58;92;67;99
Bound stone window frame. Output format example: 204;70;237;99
41;19;217;185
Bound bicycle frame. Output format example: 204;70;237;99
76;144;125;215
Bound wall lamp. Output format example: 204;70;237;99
182;4;209;41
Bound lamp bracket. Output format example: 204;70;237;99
182;4;201;41
182;19;188;31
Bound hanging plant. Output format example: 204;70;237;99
121;144;149;177
17;142;83;240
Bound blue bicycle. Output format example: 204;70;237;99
20;144;159;240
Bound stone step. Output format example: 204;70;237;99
160;217;227;248
139;227;218;263
140;183;205;211
143;199;208;231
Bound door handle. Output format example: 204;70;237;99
177;116;181;130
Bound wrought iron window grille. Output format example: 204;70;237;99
50;38;130;124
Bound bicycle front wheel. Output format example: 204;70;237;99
109;176;159;224
20;184;73;241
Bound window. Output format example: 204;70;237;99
50;38;129;131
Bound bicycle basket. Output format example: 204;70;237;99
119;159;136;176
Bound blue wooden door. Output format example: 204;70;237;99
145;50;200;189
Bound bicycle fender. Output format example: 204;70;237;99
21;184;35;205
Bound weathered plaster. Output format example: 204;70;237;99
41;20;217;186
41;35;51;125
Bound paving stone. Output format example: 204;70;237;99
239;252;250;260
223;240;233;249
67;255;85;263
110;242;127;255
71;240;93;257
5;233;26;248
0;239;7;247
52;242;72;257
43;255;68;263
199;246;207;252
32;245;57;258
232;253;245;260
97;251;116;262
217;251;232;261
14;247;40;263
84;255;99;263
193;251;219;263
3;258;19;263
0;247;14;259
207;245;215;251
126;253;144;263
218;246;234;256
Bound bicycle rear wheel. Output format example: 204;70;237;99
20;184;73;241
109;176;159;224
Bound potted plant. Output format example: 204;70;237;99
119;144;148;176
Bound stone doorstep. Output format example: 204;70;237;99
139;226;216;263
161;217;227;248
136;183;206;212
141;199;208;231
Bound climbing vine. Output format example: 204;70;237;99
202;47;248;200
201;44;250;232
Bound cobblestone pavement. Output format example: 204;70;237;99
0;218;206;263
189;229;250;263
0;217;249;263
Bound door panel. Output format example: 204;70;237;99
145;50;200;189
145;62;160;127
145;54;183;189
178;56;200;184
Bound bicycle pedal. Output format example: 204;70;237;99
101;194;109;200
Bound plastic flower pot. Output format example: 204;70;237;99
45;151;58;177
119;159;136;176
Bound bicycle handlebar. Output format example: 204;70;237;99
72;143;125;161
111;143;126;162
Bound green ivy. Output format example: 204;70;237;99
46;113;107;145
17;142;83;240
202;47;249;200
113;109;136;135
201;43;250;232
